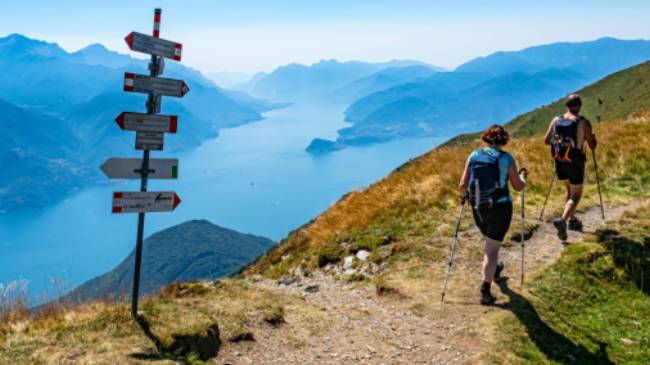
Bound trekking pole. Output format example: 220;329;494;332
520;170;527;287
440;201;465;305
538;170;555;223
592;148;605;220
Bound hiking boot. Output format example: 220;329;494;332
494;261;505;282
553;219;568;241
480;282;496;305
568;218;583;232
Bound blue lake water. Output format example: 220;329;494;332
0;103;444;299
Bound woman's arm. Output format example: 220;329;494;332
508;160;526;191
459;158;471;202
544;118;557;145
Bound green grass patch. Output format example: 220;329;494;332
487;206;650;364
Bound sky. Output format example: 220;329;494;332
2;1;650;75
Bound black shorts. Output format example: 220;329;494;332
555;161;585;185
471;201;513;241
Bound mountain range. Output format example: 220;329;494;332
237;59;442;103
0;34;278;211
302;37;650;152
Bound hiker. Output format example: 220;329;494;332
459;124;527;305
544;94;597;240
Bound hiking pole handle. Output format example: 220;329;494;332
592;148;605;220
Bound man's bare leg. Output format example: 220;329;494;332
562;184;583;221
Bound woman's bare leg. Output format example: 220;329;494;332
482;238;502;283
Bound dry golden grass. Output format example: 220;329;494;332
0;279;330;364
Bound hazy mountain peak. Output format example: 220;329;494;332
0;33;67;59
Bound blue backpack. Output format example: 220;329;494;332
468;148;509;209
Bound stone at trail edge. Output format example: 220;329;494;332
343;255;355;270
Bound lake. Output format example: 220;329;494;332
0;102;445;300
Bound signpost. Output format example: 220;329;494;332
101;158;179;180
102;8;188;318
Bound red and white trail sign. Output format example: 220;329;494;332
116;112;178;133
124;72;190;97
125;31;182;61
112;191;181;213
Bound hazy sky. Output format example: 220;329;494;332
2;1;650;74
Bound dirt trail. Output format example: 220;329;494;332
214;202;643;365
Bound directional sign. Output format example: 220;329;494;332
136;131;164;151
101;158;179;179
125;31;182;61
112;191;181;213
124;72;190;97
116;112;178;133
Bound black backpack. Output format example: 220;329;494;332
551;116;586;162
468;148;509;209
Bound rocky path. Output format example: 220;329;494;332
214;201;643;365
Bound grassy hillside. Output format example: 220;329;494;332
444;60;650;147
487;204;650;364
247;110;650;278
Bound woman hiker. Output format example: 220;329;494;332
544;94;597;240
459;124;528;305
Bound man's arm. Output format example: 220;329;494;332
544;118;557;145
584;118;597;149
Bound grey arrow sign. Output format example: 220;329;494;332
101;158;179;179
112;191;181;213
124;72;189;97
125;31;182;61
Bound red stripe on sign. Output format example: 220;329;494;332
124;32;134;49
113;192;123;199
123;73;134;92
112;206;122;213
173;193;182;209
169;116;178;133
115;113;125;129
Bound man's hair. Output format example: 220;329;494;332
565;94;582;108
481;124;510;146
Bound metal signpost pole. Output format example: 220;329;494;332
131;8;162;318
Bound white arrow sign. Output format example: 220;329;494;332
116;112;178;133
125;31;182;61
112;191;181;213
124;72;189;97
101;158;178;179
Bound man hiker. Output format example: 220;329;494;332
459;124;528;305
544;94;597;240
